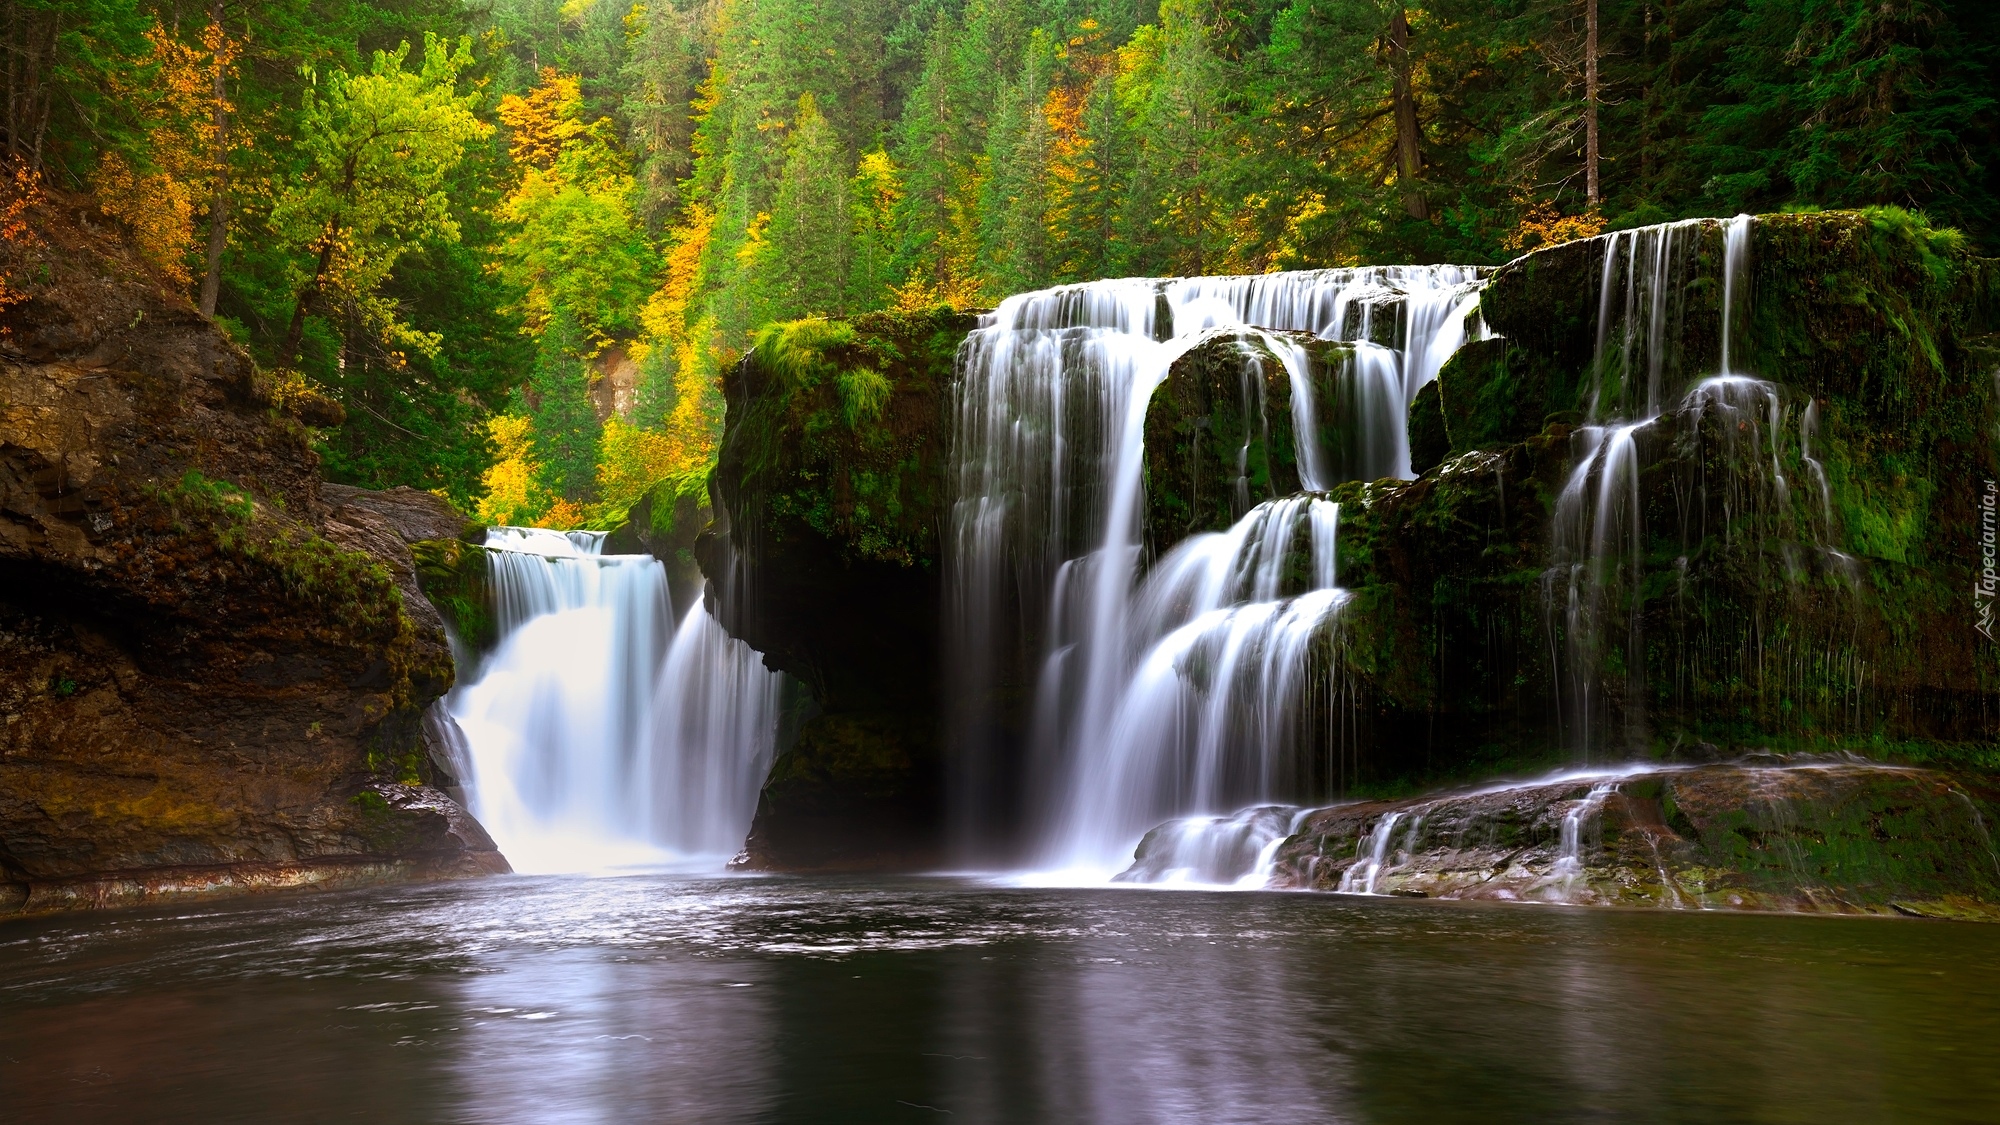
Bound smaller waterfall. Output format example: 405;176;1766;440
1548;215;1760;758
1041;496;1345;871
1113;806;1309;887
1336;811;1408;895
1550;783;1617;900
1720;214;1752;374
450;528;782;872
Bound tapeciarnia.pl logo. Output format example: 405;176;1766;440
1979;479;1998;641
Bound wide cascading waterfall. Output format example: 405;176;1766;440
946;266;1482;868
449;528;783;872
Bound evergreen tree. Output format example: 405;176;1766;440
1054;67;1129;282
764;93;853;320
889;23;968;295
848;149;903;312
621;0;700;230
981;33;1056;296
529;305;603;504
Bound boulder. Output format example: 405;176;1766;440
1263;759;2000;918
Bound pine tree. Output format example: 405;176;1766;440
529;305;603;504
621;0;700;230
981;33;1057;297
764;93;853;320
848;149;903;312
889;23;967;295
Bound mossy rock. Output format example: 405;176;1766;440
410;537;494;652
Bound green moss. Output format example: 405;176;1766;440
751;317;859;391
1823;449;1932;563
725;306;975;568
837;367;892;429
410;537;495;651
159;471;403;636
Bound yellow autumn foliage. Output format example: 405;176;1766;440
476;414;546;526
497;68;588;172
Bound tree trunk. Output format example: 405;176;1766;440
1390;7;1428;220
1586;0;1600;206
7;5;19;162
198;0;229;318
281;237;337;365
25;11;58;171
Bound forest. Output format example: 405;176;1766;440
5;0;1995;528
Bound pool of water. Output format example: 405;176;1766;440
3;875;1995;1123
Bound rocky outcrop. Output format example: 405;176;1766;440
1143;331;1349;550
700;309;975;869
605;476;711;620
0;190;505;916
1258;759;2000;919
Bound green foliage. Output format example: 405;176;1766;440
762;94;853;322
733;308;973;567
269;33;489;358
410;537;495;650
752;317;859;393
837;367;893;429
527;306;603;504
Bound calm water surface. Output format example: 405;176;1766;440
2;875;1995;1123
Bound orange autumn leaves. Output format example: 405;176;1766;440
96;22;235;287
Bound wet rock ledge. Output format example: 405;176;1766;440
1263;760;2000;920
0;191;505;917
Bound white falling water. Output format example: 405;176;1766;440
1550;783;1618;900
448;528;782;873
946;264;1483;873
1042;496;1347;872
1547;215;1758;759
1113;805;1312;887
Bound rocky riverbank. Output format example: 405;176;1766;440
1120;758;2000;919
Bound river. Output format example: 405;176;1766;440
3;875;1995;1123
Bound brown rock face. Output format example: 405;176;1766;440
0;190;505;917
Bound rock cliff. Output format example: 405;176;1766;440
0;191;504;916
700;309;974;869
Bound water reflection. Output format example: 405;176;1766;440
1;876;1996;1124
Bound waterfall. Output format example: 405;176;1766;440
1547;215;1766;759
1041;496;1348;869
947;266;1482;868
448;528;782;873
1113;805;1312;887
